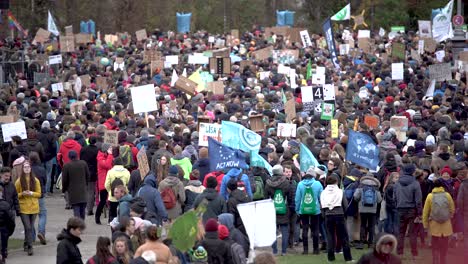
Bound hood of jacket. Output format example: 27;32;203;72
360;176;381;188
374;233;397;255
196;158;210;167
230;189;250;203
218;213;235;230
56;229;82;245
119;194;133;203
301;177;316;187
187;180;202;187
402;163;416;176
438;152;451;161
26;139;40;146
111;165;127;172
226;168;243;179
143;174;158;188
62;139;80;149
202;188;220;201
162;176;180;186
266;175;289;189
172;154;187;161
183;145;197;156
398;174;416;187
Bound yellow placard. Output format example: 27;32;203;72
331;119;339;138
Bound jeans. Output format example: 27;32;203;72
325;215;353;261
432;236;448;264
300;214;320;252
44;159;54;193
0;227;8;259
20;214;36;248
287;210;298;246
272;224;289;255
109;201;119;223
360;213;376;245
72;203;87;220
95;189;108;223
86;181;96;213
397;208;418;256
384;208;399;236
37;198;47;236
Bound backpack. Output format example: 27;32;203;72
430;192;450;223
110;177;124;194
300;185;317;214
344;180;358;202
362;185;377;207
252;176;265;200
161;187;177;209
230;242;247;264
119;145;135;169
273;189;287;215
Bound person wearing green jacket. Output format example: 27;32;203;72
170;146;192;180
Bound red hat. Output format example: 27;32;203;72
218;224;229;240
204;218;218;232
399;83;407;90
385;96;394;104
440;166;452;177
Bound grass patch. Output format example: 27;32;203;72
8;238;41;250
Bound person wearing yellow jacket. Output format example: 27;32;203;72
105;157;130;224
422;179;454;264
15;160;41;256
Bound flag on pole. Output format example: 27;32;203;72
300;143;320;172
331;4;351;21
48;10;59;36
170;69;179;87
250;151;273;175
208;137;248;172
306;59;312;80
7;11;27;36
221;121;261;153
281;89;287;104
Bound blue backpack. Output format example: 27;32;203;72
362;185;377;207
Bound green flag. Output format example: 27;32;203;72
331;4;351;21
281;89;287;104
306;59;312;80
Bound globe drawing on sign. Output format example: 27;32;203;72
241;129;260;151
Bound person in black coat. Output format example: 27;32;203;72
226;179;252;237
80;136;99;215
8;136;29;167
194;176;227;224
200;219;229;264
357;233;402;264
37;121;57;194
0;185;15;261
192;148;210;183
56;217;86;264
0;167;20;216
62;151;90;220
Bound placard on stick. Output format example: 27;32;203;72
249;114;264;132
206;81;224;95
135;29;148;41
277;123;297;138
75;33;93;44
137;146;150;179
0;115;15;124
104;130;119;146
60;35;75;52
33;28;51;44
174;76;197;96
2;121;27;142
209;57;231;75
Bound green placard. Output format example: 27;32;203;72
392;42;406;61
391;26;405;33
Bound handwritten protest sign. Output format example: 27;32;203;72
391;116;409;142
301;86;314;112
2;121;27;142
428;63;452;81
75;33;93;44
137;146;150;179
104;130;119;146
60;35;75;52
209;57;231;75
285;98;296;123
198;123;222;147
174;76;197;96
206;81;224;95
33;28;51;44
135;29;148;41
49;55;62;65
331;119;339;138
277;123;296;138
252;46;273;61
392;63;404;80
51;83;64;92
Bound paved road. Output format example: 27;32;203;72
8;193;110;264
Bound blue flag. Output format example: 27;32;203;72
208;137;248;172
300;143;322;172
250;151;273;176
346;130;380;170
221;121;261;153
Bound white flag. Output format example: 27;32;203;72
182;68;187;77
432;0;454;42
331;4;351;21
170;69;179;86
48;10;59;36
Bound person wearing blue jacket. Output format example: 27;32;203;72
220;168;252;200
136;173;168;225
295;167;323;255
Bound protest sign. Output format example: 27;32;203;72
331;119;339;138
104;34;118;45
135;29;147;41
459;51;468;62
418;40;425;54
198;123;221;147
320;103;334;120
391;43;405;61
435;50;445;62
299;30;312;47
131;84;158;114
277;123;296;138
49;55;62;65
391;63;404;80
1;121;27;142
323;18;340;69
357;30;371;38
34;72;49;84
272;49;299;64
285;98;296;123
51;82;64;92
391;116;409;142
104;130;119;146
240;60;255;72
174;76;197;96
75;33;92;44
346;130;380;170
339;44;350;55
212;48;230;58
33;28;51;44
301;86;314;112
144;50;163;61
65;25;73;36
96;76;107;90
209;57;231;75
231;29;240;40
252;46;273;61
238;200;277;248
60;35;75;52
423;38;437;53
278;64;290;75
137;146;150;179
428;63;452;81
79;74;91;88
323;84;335;101
206;81;224;95
364;115;379;129
259;71;270;80
411;49;421;62
188;53;209;64
418;20;432;38
0;116;15;124
165;55;179;65
208;137;248;172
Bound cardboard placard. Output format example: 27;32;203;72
458;51;468;62
104;34;118;45
0;115;15;124
75;33;93;44
104;130;119;146
249;115;264;132
212;48;230;58
135;29;148;41
96;76;107;90
428;63;452;81
137;146;150;179
33;28;51;44
277;123;297;138
79;74;91;88
70;102;84;115
264;26;289;38
197;116;212;132
423;38;437;53
285;98;296;123
60;35;75;52
392;43;405;61
231;29;240;40
272;49;299;64
209;57;231;75
364;115;379;129
206;81;224;95
65;25;73;36
252;46;273;61
144;50;163;62
174;76;197;96
1;121;27;142
198;123;222;147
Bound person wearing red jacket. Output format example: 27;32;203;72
95;143;114;224
57;131;82;167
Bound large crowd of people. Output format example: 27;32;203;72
0;21;466;264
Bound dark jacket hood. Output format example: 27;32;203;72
143;174;158;188
196;158;210;166
230;189;250;203
398;174;416;186
218;213;235;230
402;163;416;175
203;188;219;201
57;229;82;245
266;175;288;189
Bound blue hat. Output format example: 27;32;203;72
168;165;179;177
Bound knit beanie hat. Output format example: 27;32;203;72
41;120;50;129
439;166;452;177
191;246;208;262
218;224;230;240
272;164;283;176
205;218;218;232
168;165;179;177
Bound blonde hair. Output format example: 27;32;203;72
112;237;132;264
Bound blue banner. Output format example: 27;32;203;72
300;143;327;173
322;18;340;70
208;137;248;172
250;151;273;175
346;130;380;170
221;121;261;153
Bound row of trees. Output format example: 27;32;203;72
1;0;455;37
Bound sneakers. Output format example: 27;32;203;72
37;233;46;245
27;247;33;256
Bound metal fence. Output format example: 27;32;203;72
0;48;50;85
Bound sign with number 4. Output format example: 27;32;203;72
312;86;324;101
